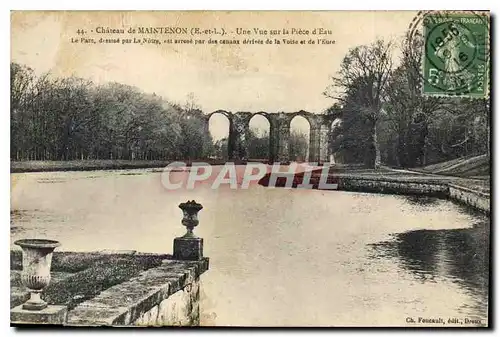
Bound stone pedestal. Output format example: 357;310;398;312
173;237;203;261
11;305;68;325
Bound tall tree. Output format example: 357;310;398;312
384;32;443;167
325;39;394;168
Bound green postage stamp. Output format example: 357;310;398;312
422;11;490;98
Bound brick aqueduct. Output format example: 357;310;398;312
203;110;340;163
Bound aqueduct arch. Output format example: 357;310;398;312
204;110;338;163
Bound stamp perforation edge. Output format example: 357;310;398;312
410;10;490;99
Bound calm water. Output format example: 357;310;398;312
11;168;489;327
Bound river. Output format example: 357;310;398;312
10;168;489;327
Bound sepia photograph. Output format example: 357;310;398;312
9;9;491;328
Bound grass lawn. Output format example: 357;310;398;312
10;251;170;310
412;154;490;178
11;160;175;173
10;159;241;173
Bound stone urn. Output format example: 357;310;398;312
179;200;203;238
14;239;61;310
173;201;204;260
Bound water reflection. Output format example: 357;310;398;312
403;195;440;207
371;218;490;319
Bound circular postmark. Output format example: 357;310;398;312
425;20;478;73
407;10;490;97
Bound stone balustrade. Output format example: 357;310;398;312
11;200;209;327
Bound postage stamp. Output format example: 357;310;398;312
421;11;490;98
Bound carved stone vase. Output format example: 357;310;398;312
14;239;61;310
173;200;204;260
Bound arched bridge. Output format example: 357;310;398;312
203;110;340;163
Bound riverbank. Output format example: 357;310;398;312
258;167;491;214
12;160;490;213
10;159;236;173
11;160;171;173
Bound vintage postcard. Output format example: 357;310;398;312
10;10;490;327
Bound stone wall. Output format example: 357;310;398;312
449;184;490;213
66;258;209;327
134;277;200;326
339;177;449;197
337;177;490;214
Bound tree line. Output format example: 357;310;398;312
11;63;215;161
325;31;490;168
10;62;311;163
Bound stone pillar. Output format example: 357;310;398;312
318;123;330;163
276;113;290;163
231;113;250;162
227;121;236;161
173;200;204;261
308;126;319;163
268;115;279;163
306;116;330;164
267;118;276;163
11;305;68;325
202;117;210;159
307;115;323;163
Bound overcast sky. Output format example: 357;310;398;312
11;11;417;139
